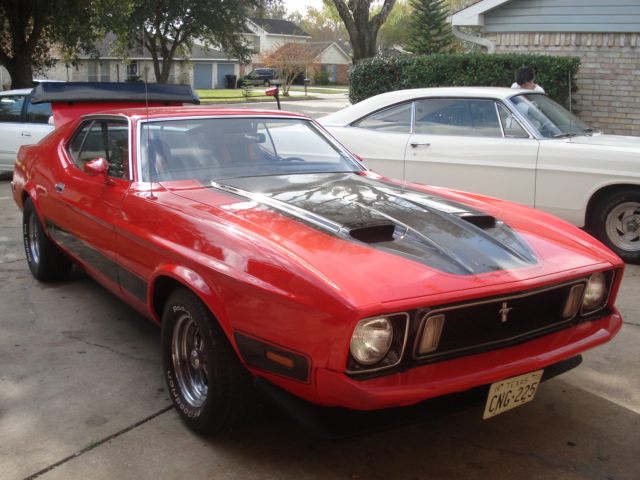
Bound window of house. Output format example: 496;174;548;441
127;61;138;81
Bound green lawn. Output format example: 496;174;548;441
196;85;348;102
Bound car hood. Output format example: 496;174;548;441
206;172;539;277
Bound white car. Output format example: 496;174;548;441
319;87;640;263
0;88;54;172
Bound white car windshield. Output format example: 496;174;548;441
138;117;362;182
509;94;598;139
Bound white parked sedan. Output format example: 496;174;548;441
319;87;640;263
0;88;54;172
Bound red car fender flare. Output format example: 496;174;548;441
148;264;231;330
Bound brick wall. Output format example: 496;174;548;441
485;32;640;137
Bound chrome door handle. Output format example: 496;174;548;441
21;132;31;138
410;142;430;148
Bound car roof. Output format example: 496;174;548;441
319;86;542;125
0;88;34;96
80;106;310;122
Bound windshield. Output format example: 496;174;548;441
509;94;598;139
138;117;362;182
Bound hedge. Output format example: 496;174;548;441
348;53;581;109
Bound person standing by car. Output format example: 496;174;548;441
511;67;545;92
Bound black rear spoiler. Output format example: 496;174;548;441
30;82;200;105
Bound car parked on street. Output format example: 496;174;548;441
318;87;640;264
244;68;283;87
12;82;624;438
0;88;54;172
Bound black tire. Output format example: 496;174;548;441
263;80;271;87
23;198;72;281
592;190;640;264
161;288;258;434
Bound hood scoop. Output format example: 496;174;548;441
213;174;538;276
455;213;499;230
347;223;400;243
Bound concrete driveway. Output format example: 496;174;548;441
1;94;639;479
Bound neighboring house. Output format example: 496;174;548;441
244;17;312;58
301;42;353;83
449;0;640;136
315;40;353;83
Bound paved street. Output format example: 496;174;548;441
1;93;639;479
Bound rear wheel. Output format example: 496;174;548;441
161;288;258;434
263;79;271;87
592;190;640;264
23;198;72;281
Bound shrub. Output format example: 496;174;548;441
313;68;331;85
348;53;580;109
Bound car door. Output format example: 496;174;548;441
44;118;131;291
0;92;53;171
330;102;414;180
404;98;540;207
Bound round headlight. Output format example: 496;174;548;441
350;317;393;365
583;272;606;310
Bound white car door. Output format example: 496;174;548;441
403;99;540;207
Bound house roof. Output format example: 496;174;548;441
248;17;311;37
449;0;512;27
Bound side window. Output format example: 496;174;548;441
353;103;412;133
497;103;529;138
415;99;503;137
25;100;52;124
0;95;26;122
68;119;130;180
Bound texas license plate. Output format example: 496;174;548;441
483;370;544;419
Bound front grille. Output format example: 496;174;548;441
414;280;596;363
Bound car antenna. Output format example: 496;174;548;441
568;72;573;143
142;29;156;199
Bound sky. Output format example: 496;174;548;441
281;0;326;15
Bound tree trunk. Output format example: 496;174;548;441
3;57;36;89
332;0;397;63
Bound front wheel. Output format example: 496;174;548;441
161;288;258;434
592;190;640;264
23;198;72;281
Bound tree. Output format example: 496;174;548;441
294;3;347;43
258;42;318;95
377;0;412;54
113;0;276;84
405;0;455;55
0;0;110;88
329;0;397;63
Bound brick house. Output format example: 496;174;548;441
449;0;640;136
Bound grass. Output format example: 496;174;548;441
195;84;348;103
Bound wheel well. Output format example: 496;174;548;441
584;184;640;231
152;276;187;322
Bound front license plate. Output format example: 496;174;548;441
483;370;543;419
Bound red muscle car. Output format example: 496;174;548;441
12;83;624;438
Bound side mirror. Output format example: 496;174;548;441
84;157;116;186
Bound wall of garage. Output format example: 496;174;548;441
486;31;640;137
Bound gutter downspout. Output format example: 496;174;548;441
451;25;495;54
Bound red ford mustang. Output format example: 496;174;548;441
12;83;624;438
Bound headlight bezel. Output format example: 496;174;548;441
580;271;610;314
346;313;409;374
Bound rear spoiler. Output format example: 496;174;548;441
30;82;200;127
